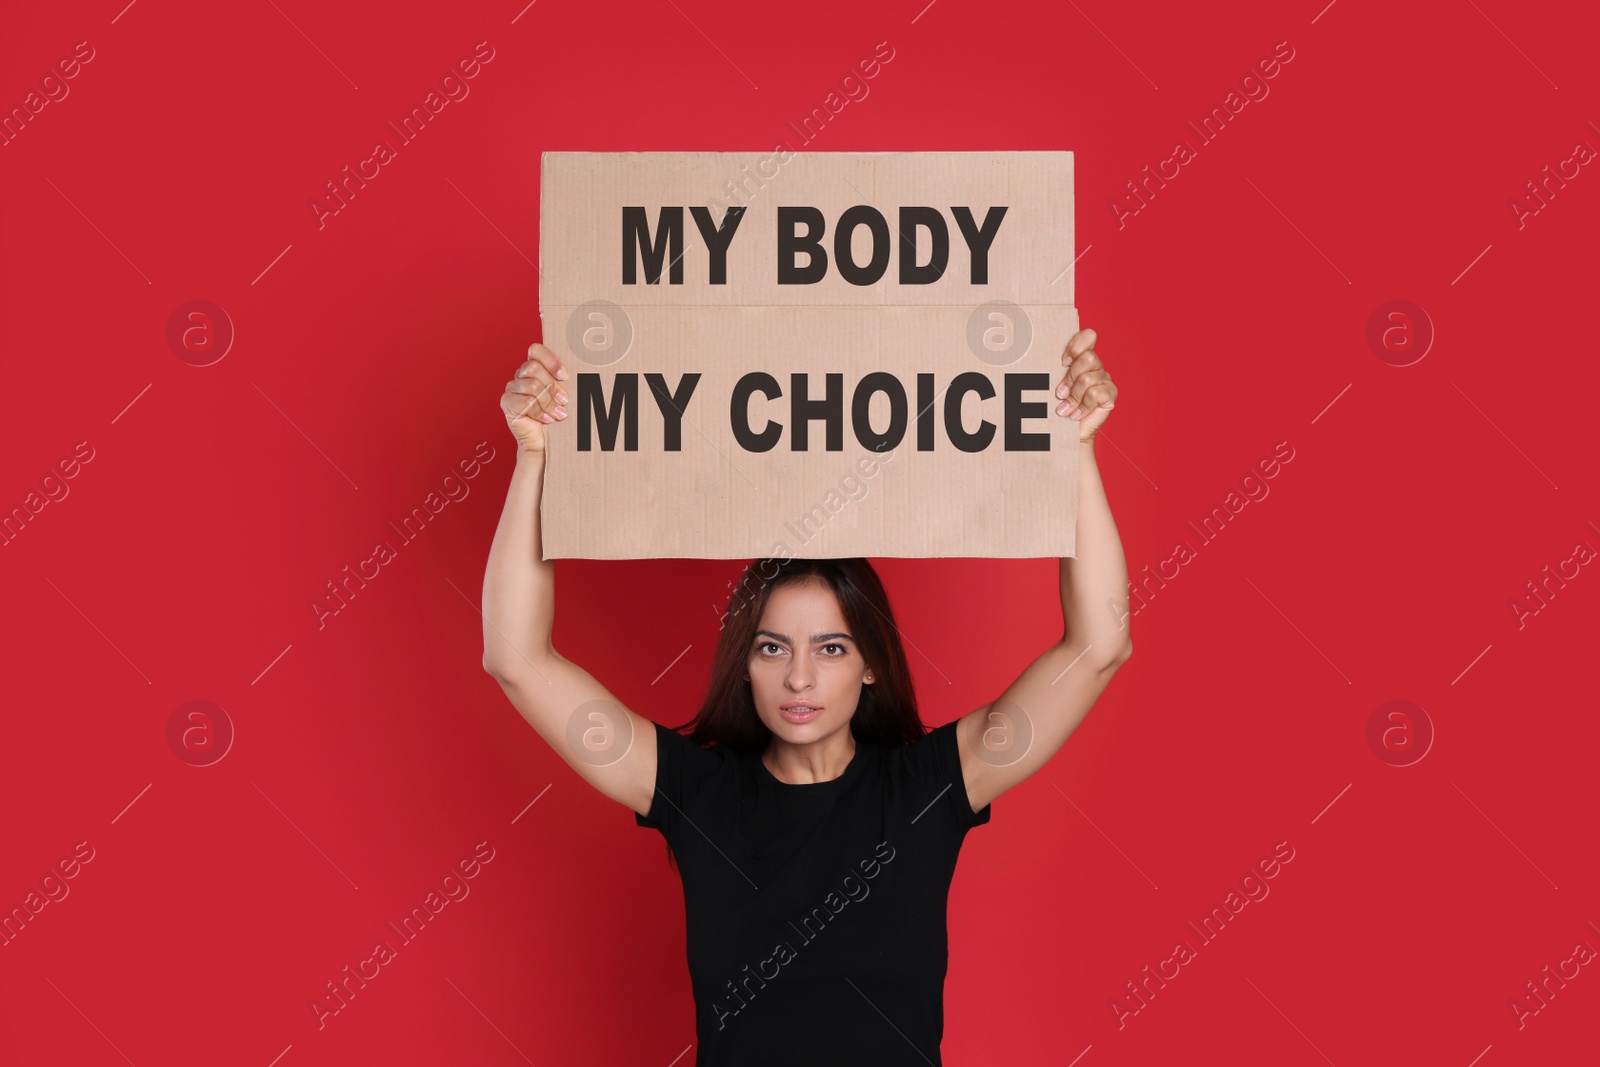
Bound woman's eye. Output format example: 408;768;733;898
756;642;845;655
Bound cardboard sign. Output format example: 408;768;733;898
537;151;1078;560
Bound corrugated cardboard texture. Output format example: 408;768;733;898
538;151;1078;560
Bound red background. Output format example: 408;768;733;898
3;0;1597;1064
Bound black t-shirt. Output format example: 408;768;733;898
635;716;992;1066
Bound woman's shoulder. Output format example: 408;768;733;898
879;717;992;830
652;719;738;764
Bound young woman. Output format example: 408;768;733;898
481;330;1128;1065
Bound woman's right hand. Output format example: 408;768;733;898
500;342;569;454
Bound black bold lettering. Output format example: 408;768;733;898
898;207;949;284
689;206;746;284
644;373;701;451
952;206;1008;283
778;207;827;284
1004;373;1051;451
732;373;783;452
623;207;684;284
790;373;844;451
945;372;996;452
851;372;908;452
834;206;891;285
917;373;936;450
578;373;639;451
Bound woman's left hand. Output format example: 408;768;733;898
1055;328;1117;442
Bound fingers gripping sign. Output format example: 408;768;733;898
501;342;570;453
1054;328;1117;442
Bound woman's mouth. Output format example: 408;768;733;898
780;704;821;724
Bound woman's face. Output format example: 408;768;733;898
747;578;873;743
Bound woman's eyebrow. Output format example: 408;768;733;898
754;630;855;644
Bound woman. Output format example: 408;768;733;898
481;330;1128;1065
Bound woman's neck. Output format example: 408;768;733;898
762;728;857;784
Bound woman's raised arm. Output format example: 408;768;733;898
481;343;660;818
955;328;1132;812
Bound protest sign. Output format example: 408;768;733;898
538;150;1079;559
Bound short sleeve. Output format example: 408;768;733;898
896;718;992;835
635;720;726;837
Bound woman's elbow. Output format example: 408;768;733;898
1097;639;1132;673
483;648;521;680
483;644;559;682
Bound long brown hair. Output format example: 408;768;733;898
658;557;928;870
